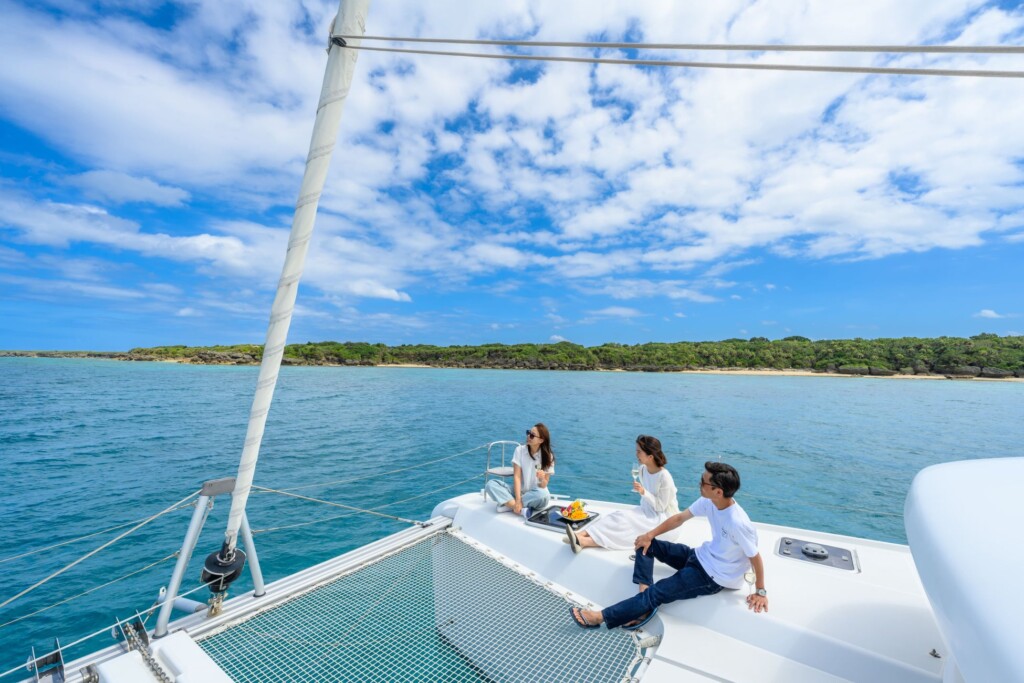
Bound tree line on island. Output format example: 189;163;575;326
109;334;1024;377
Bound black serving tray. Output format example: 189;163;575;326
525;504;599;532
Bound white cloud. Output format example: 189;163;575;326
142;282;183;296
176;307;201;317
67;170;190;206
545;312;567;325
550;334;568;342
0;190;428;303
974;309;1018;319
0;4;314;190
0;245;29;268
0;271;146;301
465;243;528;270
581;278;719;303
588;306;644;319
3;0;1024;323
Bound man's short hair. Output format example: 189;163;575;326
704;461;741;498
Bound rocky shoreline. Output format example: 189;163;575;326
4;350;1022;380
1;350;124;359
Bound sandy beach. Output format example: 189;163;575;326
377;364;1023;382
670;368;1023;382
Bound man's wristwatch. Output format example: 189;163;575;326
756;589;767;597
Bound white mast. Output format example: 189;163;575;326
220;0;370;556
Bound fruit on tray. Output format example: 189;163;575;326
560;499;588;521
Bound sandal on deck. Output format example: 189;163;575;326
570;606;599;629
565;525;582;554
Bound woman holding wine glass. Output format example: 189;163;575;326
565;434;678;553
485;422;555;517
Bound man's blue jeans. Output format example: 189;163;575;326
601;539;723;629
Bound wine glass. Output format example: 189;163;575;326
743;569;756;595
631;464;641;483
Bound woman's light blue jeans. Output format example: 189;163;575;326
485;479;550;512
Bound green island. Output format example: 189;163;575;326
6;334;1023;378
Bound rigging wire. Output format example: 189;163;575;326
0;503;195;566
0;490;200;611
0;552;179;632
251;487;423;525
555;472;904;518
0;448;489;640
0;577;219;681
340;44;1024;79
341;35;1024;55
266;443;488;493
252;473;484;529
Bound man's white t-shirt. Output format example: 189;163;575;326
512;444;553;492
688;496;759;589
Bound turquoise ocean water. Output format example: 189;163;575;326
1;357;1022;674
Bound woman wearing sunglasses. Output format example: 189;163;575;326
485;423;555;516
565;434;678;553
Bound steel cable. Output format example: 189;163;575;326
343;43;1024;79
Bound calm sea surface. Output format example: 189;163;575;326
1;358;1022;672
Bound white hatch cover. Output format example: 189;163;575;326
92;631;233;682
904;457;1024;683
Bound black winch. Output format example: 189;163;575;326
202;541;247;593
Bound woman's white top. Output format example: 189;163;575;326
512;444;554;492
585;467;680;550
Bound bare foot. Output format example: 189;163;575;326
638;583;649;593
580;608;603;625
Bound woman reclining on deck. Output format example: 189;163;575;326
484;422;555;518
565;434;678;553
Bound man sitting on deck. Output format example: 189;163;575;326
571;461;768;630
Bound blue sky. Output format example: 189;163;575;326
1;0;1023;350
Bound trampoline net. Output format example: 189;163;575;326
197;530;643;682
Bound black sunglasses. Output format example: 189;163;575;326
526;430;540;439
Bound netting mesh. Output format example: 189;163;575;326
198;530;642;682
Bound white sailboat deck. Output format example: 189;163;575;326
51;451;1024;683
52;488;948;682
437;492;946;683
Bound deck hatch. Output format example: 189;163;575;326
775;537;857;571
197;530;643;681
